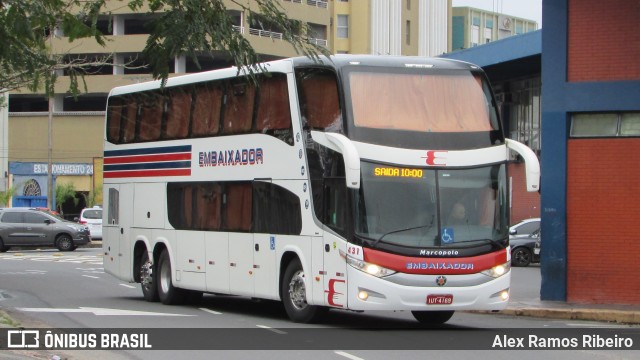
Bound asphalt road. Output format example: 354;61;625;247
0;248;638;360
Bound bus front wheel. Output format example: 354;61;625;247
411;310;454;324
282;259;326;323
157;250;186;305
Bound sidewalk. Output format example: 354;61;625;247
502;298;640;325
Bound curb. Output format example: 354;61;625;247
480;308;640;325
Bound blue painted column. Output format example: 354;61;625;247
540;0;568;301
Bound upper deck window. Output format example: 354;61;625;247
296;68;342;131
348;70;496;133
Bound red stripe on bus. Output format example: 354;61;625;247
104;153;191;164
104;169;191;178
363;248;508;275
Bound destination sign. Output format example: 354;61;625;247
373;167;423;178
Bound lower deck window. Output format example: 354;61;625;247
167;181;301;235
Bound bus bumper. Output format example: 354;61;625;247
346;266;511;312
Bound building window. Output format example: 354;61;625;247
515;22;523;35
471;25;480;47
571;112;640;137
406;20;411;45
406;0;410;10
337;15;349;38
498;77;541;154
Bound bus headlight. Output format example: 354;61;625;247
481;262;510;278
346;257;396;277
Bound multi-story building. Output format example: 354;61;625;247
331;0;451;56
451;6;537;50
3;0;452;215
3;0;331;215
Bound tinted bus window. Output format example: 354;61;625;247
122;96;138;143
223;81;255;135
253;182;301;235
192;82;223;137
165;87;192;139
106;97;124;143
223;183;252;231
139;92;164;141
349;71;494;132
256;74;293;144
296;69;342;131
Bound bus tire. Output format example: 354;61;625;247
281;258;326;323
140;251;159;302
411;310;455;324
157;249;186;305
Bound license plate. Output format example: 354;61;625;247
534;248;540;255
426;294;453;305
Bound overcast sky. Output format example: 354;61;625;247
452;0;543;28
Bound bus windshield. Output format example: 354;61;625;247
348;69;498;133
354;162;508;248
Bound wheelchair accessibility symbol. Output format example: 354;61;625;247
441;228;454;244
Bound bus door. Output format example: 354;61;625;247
103;184;134;281
321;178;349;308
252;180;286;300
227;183;254;297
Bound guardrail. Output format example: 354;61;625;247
248;28;284;40
238;26;328;48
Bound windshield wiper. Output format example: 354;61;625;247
372;215;435;248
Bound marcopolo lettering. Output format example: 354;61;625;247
406;262;474;270
199;148;264;167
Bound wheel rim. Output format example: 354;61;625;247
159;258;171;294
140;260;153;292
59;237;72;250
514;249;530;265
288;270;308;310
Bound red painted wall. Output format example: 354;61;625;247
567;139;640;304
509;162;540;224
568;0;640;82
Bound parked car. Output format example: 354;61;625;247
0;208;90;252
509;218;541;267
509;217;540;239
77;206;103;240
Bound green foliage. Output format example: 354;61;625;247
55;181;78;212
0;185;17;207
0;310;20;327
82;186;103;208
130;0;328;85
0;0;327;97
0;0;108;96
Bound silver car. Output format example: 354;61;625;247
0;208;90;252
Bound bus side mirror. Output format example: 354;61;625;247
311;131;361;189
506;139;540;192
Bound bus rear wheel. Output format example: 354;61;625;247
411;310;455;324
157;249;187;305
282;259;326;323
140;251;159;302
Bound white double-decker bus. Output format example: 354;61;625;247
103;55;539;324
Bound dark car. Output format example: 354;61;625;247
0;208;91;252
509;218;541;267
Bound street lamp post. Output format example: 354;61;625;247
47;96;53;210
